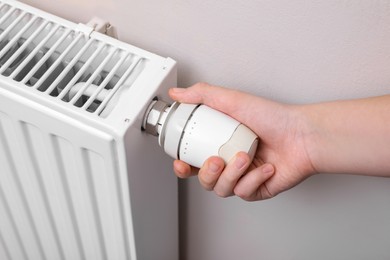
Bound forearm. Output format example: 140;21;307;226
301;95;390;176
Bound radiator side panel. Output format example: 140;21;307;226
124;62;179;260
0;88;135;260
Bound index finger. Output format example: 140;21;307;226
173;159;198;178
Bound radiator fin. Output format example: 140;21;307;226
0;111;131;259
0;2;145;117
0;112;45;260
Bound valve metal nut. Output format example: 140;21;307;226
143;100;169;136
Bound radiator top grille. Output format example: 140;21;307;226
0;2;144;117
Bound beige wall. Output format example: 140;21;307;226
21;0;390;259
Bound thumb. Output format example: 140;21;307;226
169;83;259;125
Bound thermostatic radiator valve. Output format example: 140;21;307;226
143;100;259;168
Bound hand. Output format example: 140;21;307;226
169;83;316;201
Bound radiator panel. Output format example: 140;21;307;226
0;0;178;259
0;91;135;260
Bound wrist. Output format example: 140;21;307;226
293;104;323;176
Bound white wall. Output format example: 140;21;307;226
21;0;390;259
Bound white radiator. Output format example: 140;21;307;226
0;0;178;260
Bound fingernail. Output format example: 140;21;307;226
262;164;274;175
209;161;220;173
235;156;247;170
170;87;186;93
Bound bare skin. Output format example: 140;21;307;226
169;83;390;201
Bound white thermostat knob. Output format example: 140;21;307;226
143;100;258;168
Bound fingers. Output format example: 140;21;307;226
212;152;251;197
173;160;197;178
198;156;225;191
174;154;249;197
174;154;275;201
234;164;275;201
197;152;252;198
